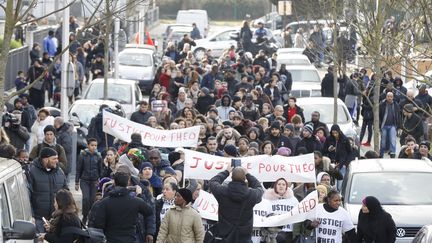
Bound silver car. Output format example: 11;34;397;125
341;158;432;243
413;225;432;243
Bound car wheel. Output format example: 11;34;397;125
194;48;206;61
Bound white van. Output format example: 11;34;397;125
176;9;209;35
0;158;36;242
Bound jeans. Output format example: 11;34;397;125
80;180;98;219
380;125;397;156
337;165;346;191
360;119;373;143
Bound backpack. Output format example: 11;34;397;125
61;226;106;243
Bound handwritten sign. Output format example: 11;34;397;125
183;149;316;182
193;190;318;227
102;110;200;147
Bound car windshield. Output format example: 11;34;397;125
69;104;102;127
278;59;310;66
289;70;320;82
349;172;432;205
301;103;349;124
119;52;152;67
84;83;132;104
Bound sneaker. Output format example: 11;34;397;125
362;142;371;147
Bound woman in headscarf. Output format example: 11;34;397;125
357;196;396;243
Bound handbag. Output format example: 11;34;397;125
204;202;247;243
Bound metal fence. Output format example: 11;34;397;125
5;46;29;91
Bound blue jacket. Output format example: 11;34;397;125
43;36;56;57
75;148;103;183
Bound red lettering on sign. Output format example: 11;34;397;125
189;157;201;168
103;117;111;126
215;160;225;170
204;161;214;170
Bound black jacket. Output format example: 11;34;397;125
323;125;352;167
357;201;396;243
264;134;294;151
296;136;322;154
196;95;214;115
379;101;401;129
44;214;81;243
56;122;74;174
130;110;154;125
75;149;102;183
400;113;424;144
27;158;68;220
283;104;305;123
321;72;334;97
90;187;153;243
209;171;263;240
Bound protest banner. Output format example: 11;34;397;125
193;190;318;227
183;149;316;182
102;110;200;147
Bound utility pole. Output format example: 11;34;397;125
114;18;120;79
61;1;70;119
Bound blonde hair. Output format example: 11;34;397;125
0;127;10;144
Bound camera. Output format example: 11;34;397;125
2;112;19;127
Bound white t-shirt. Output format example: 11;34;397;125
271;197;299;232
315;203;354;243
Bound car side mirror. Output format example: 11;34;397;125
3;220;36;240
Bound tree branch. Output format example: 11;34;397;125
16;0;77;27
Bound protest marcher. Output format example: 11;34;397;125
156;188;204;243
208;166;264;242
139;161;163;197
357;196;396;243
296;124;322;154
37;189;81;243
75;138;102;225
414;141;432;160
309;190;356;243
400;104;424;145
90;171;154;243
54;117;73;177
155;182;178;241
29;108;54;150
28;148;68;235
263;178;299;243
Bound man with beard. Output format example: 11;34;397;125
216;126;240;150
305;111;329;137
399;104;423;145
264;121;294;151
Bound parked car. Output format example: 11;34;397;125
166;25;194;49
342;158;432;243
117;44;158;94
81;78;142;117
69;99;126;128
283;65;321;97
296;97;358;141
277;48;305;55
162;23;192;50
176;9;209;35
0;158;36;242
413;225;432;243
276;53;311;69
193;28;238;60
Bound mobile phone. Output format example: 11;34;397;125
42;217;48;224
231;159;241;168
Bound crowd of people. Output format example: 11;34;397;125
1;16;432;243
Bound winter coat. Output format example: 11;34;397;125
283;104;305;123
323;125;352;167
379;101;401;129
321;72;335;97
29;116;55;150
400;112;424;145
130;176;156;241
209;170;264;240
75;149;103;183
44;213;81;243
155;197;174;240
4;124;30;150
315;156;343;181
90;187;153;243
264;134;294;151
27;157;68;220
156;204;205;243
56;122;74;174
88;111;114;151
263;85;281;107
196;95;215;115
130;110;154;125
29;139;68;173
296;136;322;154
